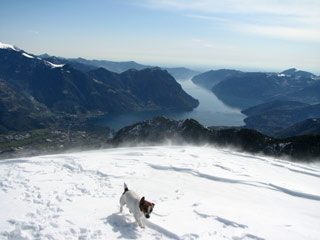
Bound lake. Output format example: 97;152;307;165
89;79;246;130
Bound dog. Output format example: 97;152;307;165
119;183;155;228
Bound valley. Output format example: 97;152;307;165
1;42;320;162
89;78;246;130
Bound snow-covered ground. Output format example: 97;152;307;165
1;146;319;240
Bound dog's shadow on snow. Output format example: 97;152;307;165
144;220;181;240
103;213;140;239
104;213;181;240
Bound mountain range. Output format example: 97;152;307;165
1;42;319;160
192;68;320;109
213;70;319;109
0;42;199;132
191;68;320;137
40;55;200;80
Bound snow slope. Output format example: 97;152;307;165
0;146;319;240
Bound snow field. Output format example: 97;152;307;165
0;146;320;239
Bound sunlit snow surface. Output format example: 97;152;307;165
1;146;320;240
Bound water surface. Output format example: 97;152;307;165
89;79;246;130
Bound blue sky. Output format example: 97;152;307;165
1;0;319;73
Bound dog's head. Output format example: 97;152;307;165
139;197;155;219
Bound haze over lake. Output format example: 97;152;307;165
90;78;246;130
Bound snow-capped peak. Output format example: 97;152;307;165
44;60;65;68
277;73;286;77
22;52;34;59
1;41;65;69
0;42;20;51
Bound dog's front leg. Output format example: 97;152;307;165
134;215;144;228
119;197;125;213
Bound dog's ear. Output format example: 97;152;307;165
141;197;145;203
152;203;155;207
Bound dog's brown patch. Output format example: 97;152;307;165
139;197;155;215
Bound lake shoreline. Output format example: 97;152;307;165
88;79;246;130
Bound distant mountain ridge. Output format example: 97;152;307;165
70;57;152;73
0;42;199;132
192;69;242;89
40;54;200;79
212;70;319;109
280;68;317;78
192;68;320;109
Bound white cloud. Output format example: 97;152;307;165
134;0;320;42
186;14;230;23
239;24;320;42
136;0;320;16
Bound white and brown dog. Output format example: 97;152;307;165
120;183;155;228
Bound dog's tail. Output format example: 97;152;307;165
124;183;129;192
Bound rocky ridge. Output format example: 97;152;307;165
110;116;320;161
